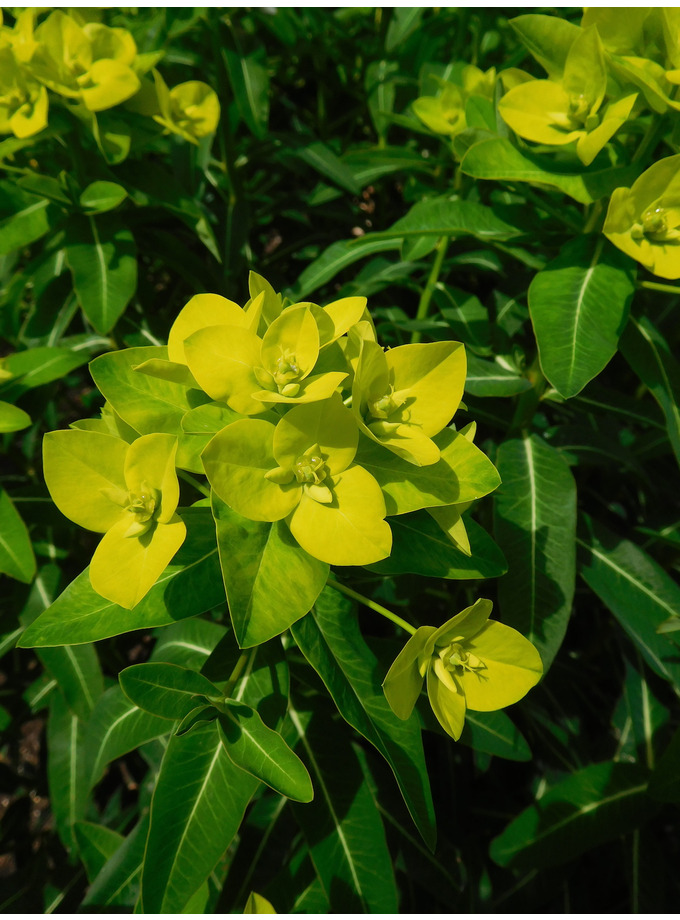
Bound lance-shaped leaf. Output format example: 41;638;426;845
74;822;125;884
119;662;220;721
0;400;31;433
528;236;635;398
577;515;680;689
47;691;90;851
36;642;103;721
493;435;576;671
0;486;36;583
64;213;137;334
82;815;149;909
212;494;328;648
489;761;652;869
140;722;259;912
217;700;313;802
289;703;399;912
291;586;436;848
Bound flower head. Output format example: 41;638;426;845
153;70;219;144
603;154;680;279
383;599;543;740
43;430;186;608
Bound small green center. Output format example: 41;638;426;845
294;445;328;485
440;642;485;675
367;385;407;421
125;483;159;523
631;206;680;243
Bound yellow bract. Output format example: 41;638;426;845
153;70;220;143
603;154;680;279
43;430;186;608
383;599;543;740
413;65;495;137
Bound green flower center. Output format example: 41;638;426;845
631;207;680;243
565;93;599;132
125;483;159;523
294;446;328;485
440;641;486;675
270;349;302;396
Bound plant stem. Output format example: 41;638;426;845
411;235;450;344
632;115;665;165
327;577;417;635
178;470;210;498
224;650;251;697
637;279;680;295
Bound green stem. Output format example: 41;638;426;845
632;115;665;165
582;200;604;235
327;577;417;635
223;650;251;697
411;235;450;344
637;279;680;295
177;470;210;498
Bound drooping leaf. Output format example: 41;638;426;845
489;761;652;869
64;214;137;334
291;586;436;849
493;435;576;671
140;722;259;912
528;236;635;398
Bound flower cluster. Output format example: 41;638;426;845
43;273;503;608
412;64;496;138
0;8;219;143
383;598;543;740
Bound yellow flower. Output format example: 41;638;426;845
152;70;220;144
0;45;48;138
603;154;680;279
383;599;543;741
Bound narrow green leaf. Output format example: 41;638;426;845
529;236;635;398
460;710;532;761
612;656;669;766
141;722;259;912
0;180;58;254
213;493;328;648
490;762;652;869
289;703;399;912
464;354;532;397
47;691;90;851
578;515;680;688
218;701;313;802
37;643;103;721
295;142;362;195
223;49;269;139
150;617;228;670
87;686;172;788
19;508;223;647
648;727;680;802
289;238;402;300
370;196;522;243
65;214;137;334
82;814;149;909
0;486;36;583
291;586;437;849
0;346;90;399
120;662;219;720
74;821;125;883
369;512;507;579
365;60;398;142
494;435;576;670
460;136;638;204
619;314;680;468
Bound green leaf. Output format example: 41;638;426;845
37;643;103;721
0;180;59;255
370;196;522;243
0;486;36;583
385;7;424;52
140;722;259;912
120;662;219;720
357;428;501;516
368;512;507;579
460;136;638;204
290;237;401;300
648;727;680;802
87;686;172;788
64;214;137;334
365;60;398;142
0;400;31;432
74;821;125;882
464;354;532;397
577;515;680;688
459;710;532;761
218;700;313;802
150;617;228;670
611;655;669;765
90;345;208;436
79;181;128;214
223;49;270;139
510;13;580;78
619;314;680;468
47;691;90;851
289;703;399;912
489;761;651;869
82;815;149;909
0;346;90;399
493;435;576;670
291;586;436;849
212;493;328;648
295;142;362;195
18;509;223;647
528;236;635;398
